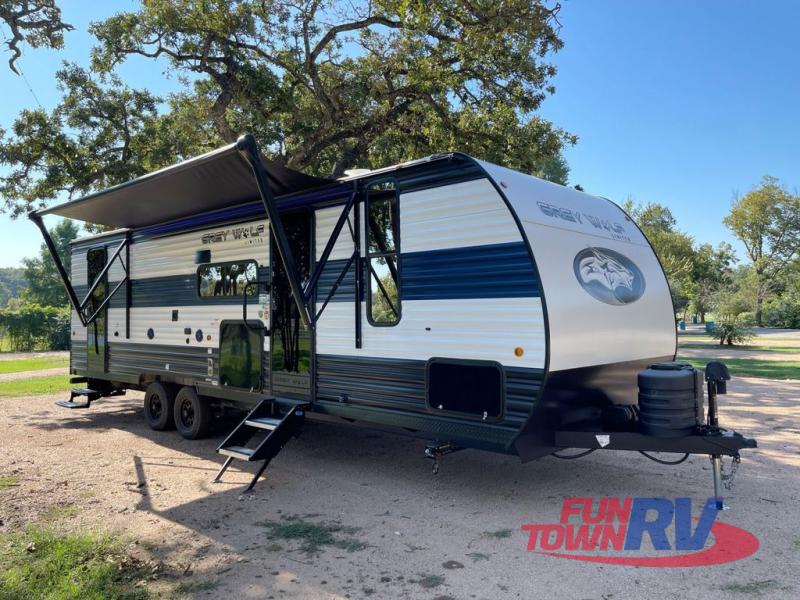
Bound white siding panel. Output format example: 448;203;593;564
316;298;545;368
131;219;269;279
71;250;87;286
70;309;86;341
108;253;127;282
400;179;522;253
315;205;356;261
70;250;87;341
119;305;268;349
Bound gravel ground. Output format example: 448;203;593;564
1;376;798;599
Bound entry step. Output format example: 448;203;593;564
245;417;281;430
218;446;255;460
54;387;101;409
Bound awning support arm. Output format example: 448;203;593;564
303;188;357;305
236;134;312;329
29;211;84;317
29;212;130;327
78;236;128;312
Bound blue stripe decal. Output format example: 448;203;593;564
316;242;538;303
315;259;357;303
401;242;539;300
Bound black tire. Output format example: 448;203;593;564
174;386;212;439
143;382;175;431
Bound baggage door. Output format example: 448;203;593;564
86;247;108;374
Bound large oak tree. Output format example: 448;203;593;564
1;0;575;218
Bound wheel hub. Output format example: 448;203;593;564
148;394;162;419
180;399;195;427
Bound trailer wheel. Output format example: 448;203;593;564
143;382;175;430
174;387;212;439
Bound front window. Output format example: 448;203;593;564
197;260;257;298
366;180;400;326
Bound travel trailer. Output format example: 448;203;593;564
30;135;755;496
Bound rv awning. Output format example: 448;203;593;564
34;138;331;229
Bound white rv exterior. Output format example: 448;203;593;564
63;151;676;458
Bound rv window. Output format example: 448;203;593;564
197;260;258;298
366;181;400;326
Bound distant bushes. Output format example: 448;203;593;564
763;293;800;329
0;303;70;351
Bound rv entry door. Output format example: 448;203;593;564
270;209;312;401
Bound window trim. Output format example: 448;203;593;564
364;178;401;327
196;259;259;300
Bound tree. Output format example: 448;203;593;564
0;64;177;218
687;242;737;322
623;200;697;318
1;0;575;218
0;0;73;74
21;218;79;306
0;266;27;307
723;176;800;326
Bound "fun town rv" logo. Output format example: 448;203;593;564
521;497;759;567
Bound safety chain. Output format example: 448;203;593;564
720;454;741;491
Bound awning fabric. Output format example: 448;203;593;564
35;141;331;229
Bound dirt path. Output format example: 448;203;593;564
0;367;66;382
1;378;798;599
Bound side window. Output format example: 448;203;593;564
366;180;400;326
197;260;257;298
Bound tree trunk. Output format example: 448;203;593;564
755;295;763;327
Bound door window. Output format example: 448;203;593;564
366;180;401;326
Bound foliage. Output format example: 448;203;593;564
0;66;172;219
0;0;73;74
0;267;27;307
21;218;79;306
0;302;70;351
710;319;753;346
763;289;800;328
0;0;575;220
0;526;150;599
623;200;698;316
723;176;800;325
687;242;737;322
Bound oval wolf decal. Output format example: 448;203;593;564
573;247;646;305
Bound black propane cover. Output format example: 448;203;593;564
638;362;705;438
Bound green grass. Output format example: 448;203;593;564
679;342;799;353
720;579;783;595
0;475;20;490
42;505;80;523
0;374;71;398
257;515;366;556
0;356;68;374
0;526;151;600
415;574;445;589
483;528;513;539
677;356;800;380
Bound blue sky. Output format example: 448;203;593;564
1;0;798;267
